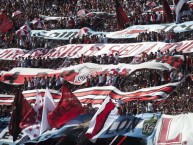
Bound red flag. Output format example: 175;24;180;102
8;89;31;142
48;85;83;128
20;94;43;129
114;0;130;30
0;11;12;33
162;0;173;22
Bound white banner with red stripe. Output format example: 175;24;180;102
0;82;179;106
0;40;192;60
154;113;193;145
106;21;193;39
0;62;173;85
73;82;179;107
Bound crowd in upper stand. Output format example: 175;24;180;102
0;0;193;49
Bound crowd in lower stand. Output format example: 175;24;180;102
0;0;193;119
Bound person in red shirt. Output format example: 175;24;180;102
145;13;151;24
152;12;157;24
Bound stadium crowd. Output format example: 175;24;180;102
0;0;193;119
0;0;193;49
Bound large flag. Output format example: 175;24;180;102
21;94;43;140
48;85;84;128
74;82;180;107
154;113;193;145
155;55;184;69
40;88;56;135
8;89;31;141
114;0;130;30
20;94;43;129
0;11;12;32
85;96;119;142
162;0;173;22
173;0;192;23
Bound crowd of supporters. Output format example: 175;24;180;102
0;0;193;119
0;74;192;117
0;0;193;49
0;48;192;72
118;77;193;115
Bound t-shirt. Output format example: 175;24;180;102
117;99;122;108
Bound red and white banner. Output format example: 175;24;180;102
154;55;184;69
0;82;179;106
73;82;179;107
0;40;193;60
85;96;119;142
106;21;193;39
0;94;14;105
0;62;173;85
154;113;193;145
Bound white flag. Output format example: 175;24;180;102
40;88;56;135
22;94;43;140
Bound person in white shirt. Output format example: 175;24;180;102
27;77;32;90
106;74;113;86
60;76;65;84
20;58;25;67
157;50;162;58
97;74;104;86
33;77;40;89
146;102;154;113
40;77;46;89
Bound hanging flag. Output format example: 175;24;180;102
162;0;173;22
0;11;12;33
85;96;119;142
8;89;31;142
20;94;43;129
21;94;43;140
173;0;192;23
40;88;56;135
48;85;84;128
155;55;184;69
114;0;130;30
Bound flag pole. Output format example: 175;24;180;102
117;136;127;145
109;135;119;145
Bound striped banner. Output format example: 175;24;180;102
85;97;119;141
0;62;173;85
73;82;179;107
0;82;179;106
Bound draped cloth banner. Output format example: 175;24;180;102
31;21;193;39
31;28;107;40
0;40;193;60
91;113;160;139
0;62;174;85
0;82;179;106
73;82;179;107
154;113;193;145
106;21;193;39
